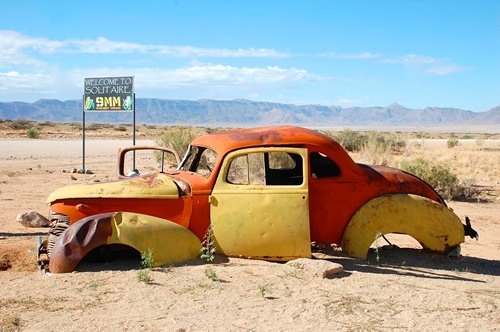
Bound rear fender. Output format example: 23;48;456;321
340;194;465;259
49;212;201;273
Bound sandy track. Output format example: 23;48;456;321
1;139;156;159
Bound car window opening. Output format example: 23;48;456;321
227;151;303;186
310;152;341;178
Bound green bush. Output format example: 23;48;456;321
141;249;154;269
333;129;368;152
368;133;406;153
26;127;39;139
204;267;219;282
200;225;216;262
447;136;459;149
137;249;154;284
385;136;406;152
157;126;197;157
399;158;459;200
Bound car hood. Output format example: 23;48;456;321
46;173;180;203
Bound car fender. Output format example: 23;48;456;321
49;212;201;273
340;194;464;259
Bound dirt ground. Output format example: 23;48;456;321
0;125;499;331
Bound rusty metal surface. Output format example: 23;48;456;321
48;212;202;273
47;173;179;203
49;213;114;273
42;125;470;272
117;146;180;177
192;126;344;158
340;194;465;259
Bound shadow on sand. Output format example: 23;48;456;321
315;246;499;282
75;252;230;273
72;245;497;282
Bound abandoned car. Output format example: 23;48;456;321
37;126;478;272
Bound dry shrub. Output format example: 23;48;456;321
6;119;34;130
359;137;392;166
0;315;23;332
331;129;368;152
86;123;103;131
358;133;406;165
157;126;199;157
399;158;460;200
114;126;127;132
447;136;459;149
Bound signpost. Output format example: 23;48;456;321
82;76;135;172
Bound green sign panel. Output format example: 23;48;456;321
84;76;134;111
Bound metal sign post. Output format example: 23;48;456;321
82;94;86;172
133;93;136;171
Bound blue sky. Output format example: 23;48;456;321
0;0;498;112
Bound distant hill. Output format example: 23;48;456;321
0;98;498;131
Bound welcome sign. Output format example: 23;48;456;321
84;76;134;111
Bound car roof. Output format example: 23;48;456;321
191;125;340;155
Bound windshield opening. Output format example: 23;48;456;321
178;145;218;178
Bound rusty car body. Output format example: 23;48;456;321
37;126;477;272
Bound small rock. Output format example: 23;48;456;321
93;179;101;182
71;175;77;180
16;211;51;228
61;169;67;173
84;169;94;175
0;260;12;271
71;168;78;173
285;258;343;279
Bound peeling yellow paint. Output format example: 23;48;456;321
47;173;179;203
108;212;201;266
210;147;311;261
341;194;465;259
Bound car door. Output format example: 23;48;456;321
209;147;311;261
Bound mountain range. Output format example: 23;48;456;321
0;98;498;132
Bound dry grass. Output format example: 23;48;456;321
0;314;23;332
0;121;498;195
353;138;499;191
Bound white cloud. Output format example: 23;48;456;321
0;71;53;91
0;30;291;59
0;49;46;68
426;64;468;76
0;30;63;54
320;52;382;59
384;54;440;65
69;64;320;88
383;54;468;75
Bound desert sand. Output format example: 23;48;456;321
0;126;499;331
